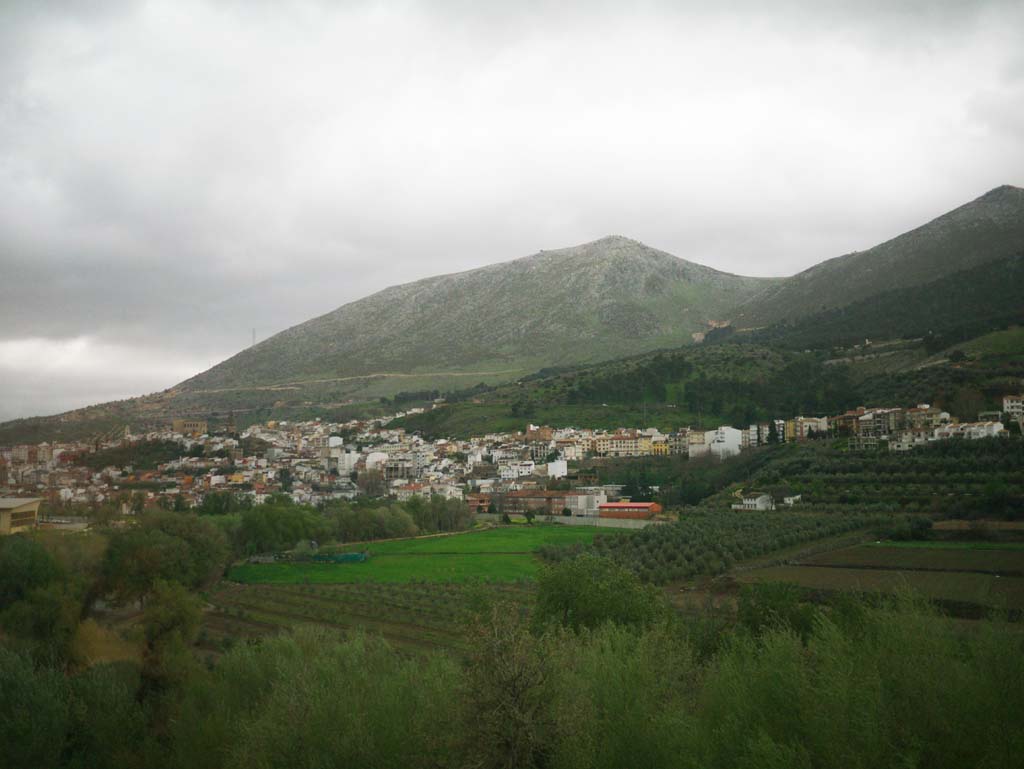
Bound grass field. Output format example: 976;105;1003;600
229;525;627;584
956;327;1024;357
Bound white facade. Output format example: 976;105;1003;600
731;493;774;511
546;459;568;479
1004;395;1023;422
706;426;742;459
933;421;1005;441
499;460;535;480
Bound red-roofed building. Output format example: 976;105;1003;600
598;501;663;519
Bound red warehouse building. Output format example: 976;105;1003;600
598;502;663;520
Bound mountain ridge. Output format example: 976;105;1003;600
732;184;1024;328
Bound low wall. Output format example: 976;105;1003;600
474;513;662;530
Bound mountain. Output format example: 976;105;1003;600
732;185;1024;329
2;186;1023;445
177;236;773;395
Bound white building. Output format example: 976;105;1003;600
546;459;568;479
933;421;1005;441
706;426;742;459
731;492;774;511
499;460;535;480
1004;394;1023;422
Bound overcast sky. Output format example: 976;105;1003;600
1;0;1023;421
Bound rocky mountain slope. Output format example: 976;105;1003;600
178;236;773;393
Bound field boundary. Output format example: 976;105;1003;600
789;561;1024;578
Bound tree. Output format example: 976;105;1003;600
0;647;69;769
533;555;665;633
277;468;294;492
130;491;147;516
356;469;384;497
235;502;329;554
101;512;228;606
0;535;62;610
140;579;203;693
463;607;553;769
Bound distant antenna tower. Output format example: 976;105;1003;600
252;328;256;347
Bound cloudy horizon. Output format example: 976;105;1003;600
2;0;1023;421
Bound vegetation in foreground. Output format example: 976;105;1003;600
3;553;1023;769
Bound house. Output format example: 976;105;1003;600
933;421;1005;441
687;431;709;459
546;459;568;479
1004;395;1023;423
0;497;42;535
731;492;774;511
396;483;429;501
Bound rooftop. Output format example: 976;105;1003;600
0;497;44;509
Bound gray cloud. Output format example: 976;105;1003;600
1;0;1023;419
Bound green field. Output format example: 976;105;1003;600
956;327;1024;357
229;525;627;584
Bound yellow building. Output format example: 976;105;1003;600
0;497;42;535
172;418;208;436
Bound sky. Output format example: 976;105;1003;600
1;0;1023;421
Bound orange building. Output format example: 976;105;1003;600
598;502;662;519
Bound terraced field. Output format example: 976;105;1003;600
739;540;1024;614
202;581;533;654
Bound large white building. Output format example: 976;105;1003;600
706;426;742;459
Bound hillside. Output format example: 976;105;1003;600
732;185;1024;328
393;322;1024;439
179;236;771;393
744;251;1024;351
